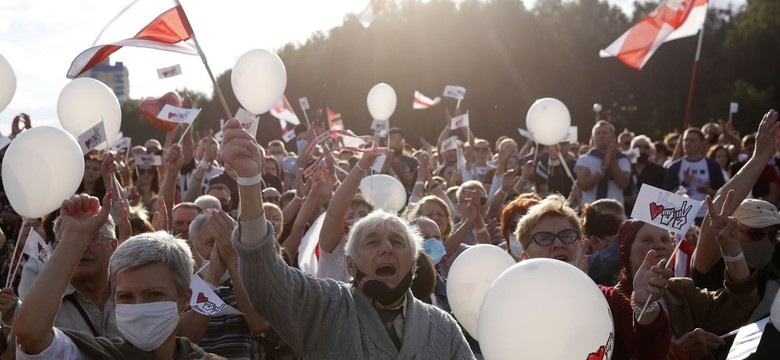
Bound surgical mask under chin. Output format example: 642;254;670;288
742;240;775;269
296;139;309;155
116;301;180;351
352;270;413;306
423;238;446;266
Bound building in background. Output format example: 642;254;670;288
83;57;129;101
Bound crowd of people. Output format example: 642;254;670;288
0;107;778;359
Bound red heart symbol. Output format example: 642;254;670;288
649;202;664;220
168;112;176;120
140;92;182;132
37;243;43;252
196;292;208;303
587;346;606;360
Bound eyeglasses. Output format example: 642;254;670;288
739;227;780;242
89;234;113;245
137;168;155;175
530;229;580;246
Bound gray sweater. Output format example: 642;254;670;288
232;220;475;359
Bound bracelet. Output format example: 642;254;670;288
723;251;745;263
356;162;368;173
198;160;209;170
236;173;263;186
475;226;488;235
415;180;425;187
630;292;658;316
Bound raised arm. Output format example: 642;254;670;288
320;152;378;253
15;194;111;355
159;144;184;230
694;110;779;273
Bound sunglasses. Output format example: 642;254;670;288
530;229;580;246
137;168;155;175
739;227;779;242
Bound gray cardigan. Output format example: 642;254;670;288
232;220;475;359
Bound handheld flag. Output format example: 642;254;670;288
270;95;301;127
599;0;708;70
157;64;182;79
327;107;344;131
413;91;441;109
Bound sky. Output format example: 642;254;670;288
0;0;746;133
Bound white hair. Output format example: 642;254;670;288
109;231;193;295
344;210;422;263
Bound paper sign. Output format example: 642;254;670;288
157;104;200;124
565;126;578;143
450;112;469;130
726;317;769;360
441;136;459;152
23;230;51;264
342;134;367;148
299;97;310;111
443;85;466;100
730;102;739;114
189;275;228;316
518;128;534;140
371;153;387;173
235;108;259;138
156;64;182;79
0;135;11;150
281;129;296;142
370;118;389;132
456;145;466;175
78;119;107;154
112;136;132;151
133;154;162;166
631;184;704;235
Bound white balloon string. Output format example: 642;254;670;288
4;229;25;288
636;233;683;322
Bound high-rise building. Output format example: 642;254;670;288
83;57;129;101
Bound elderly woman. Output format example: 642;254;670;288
221;118;474;359
616;193;759;360
15;194;219;359
514;194;672;360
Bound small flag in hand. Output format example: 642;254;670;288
443;85;466;100
413;91;441;109
157;64;182;79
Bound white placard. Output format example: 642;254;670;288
441;136;459;152
78;118;107;154
133;154;162;166
372;154;387;173
112;136;132;151
370;118;389;132
281;129;296;142
630;184;704;236
190;275;233;316
235;108;259;138
23;230;51;264
450;112;469;130
299;97;310;111
726;317;769;360
157;104;200;124
156;64;182;79
730;102;739;114
443;85;466;100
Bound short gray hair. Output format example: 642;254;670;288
53;214;116;242
630;135;653;149
109;231;193;296
188;212;211;245
344;210;422;263
194;195;222;211
456;180;486;203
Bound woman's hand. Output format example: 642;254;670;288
632;249;672;305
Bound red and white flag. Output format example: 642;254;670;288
67;0;197;78
412;91;441;109
600;0;708;70
358;0;386;28
270;95;301;128
327;107;344;131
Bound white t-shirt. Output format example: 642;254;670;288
575;154;631;204
678;157;709;217
16;327;86;360
316;241;351;282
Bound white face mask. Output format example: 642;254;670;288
115;301;180;351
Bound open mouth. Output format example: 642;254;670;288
552;254;570;262
79;254;96;262
375;264;396;277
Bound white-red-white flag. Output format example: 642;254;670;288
67;0;197;78
327;107;344;131
270;95;300;128
358;0;386;28
600;0;708;70
412;91;441;109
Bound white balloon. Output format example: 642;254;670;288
447;245;516;340
366;83;397;120
1;126;84;218
359;174;406;213
526;98;571;145
0;54;17;113
232;49;287;114
57;78;121;149
478;259;614;360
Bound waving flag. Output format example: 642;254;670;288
67;0;197;78
270;95;301;129
412;91;441;109
358;0;386;28
327;107;344;131
600;0;708;70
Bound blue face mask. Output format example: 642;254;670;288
423;238;446;266
296;139;309;155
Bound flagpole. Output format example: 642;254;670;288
682;25;705;131
173;1;231;122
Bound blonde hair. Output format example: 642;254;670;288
514;194;582;249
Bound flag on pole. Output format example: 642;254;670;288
443;85;466;100
599;0;708;70
729;102;739;114
327;107;344;130
67;0;197;78
157;64;182;79
23;230;51;264
270;95;301;128
78;118;108;154
358;0;386;28
412;91;441;109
